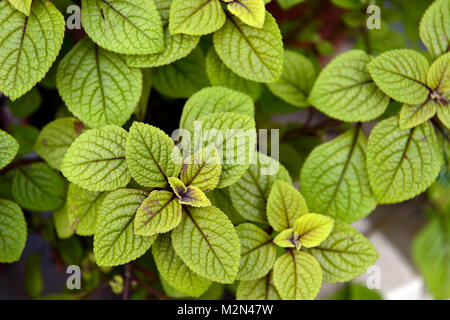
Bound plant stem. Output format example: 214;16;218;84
0;158;44;176
133;276;168;300
122;264;132;300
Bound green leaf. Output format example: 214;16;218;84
300;128;377;223
268;50;317;108
277;0;305;9
179;86;254;129
154;0;171;26
304;221;378;283
153;47;209;98
169;0;225;36
419;0;450;61
67;183;106;236
12;163;65;211
34;118;87;170
81;0;163;55
0;0;65;100
236;271;281;300
61;125;131;192
367;49;430;105
273;228;300;250
24;253;43;298
207;188;246;225
126;122;182;188
236;223;276;280
229;153;291;224
94;189;157;266
126;28;200;68
134;190;181;236
0;130;19;170
309;50;389;121
56;38;142;128
0;199;26;263
427;52;450;129
267;180;308;232
367;116;441;204
205;47;263;101
273;251;322;300
153;233;211;297
331;283;383;300
399;100;438;130
9;124;38;157
168;176;186;198
293;213;334;248
213;12;283;83
8;0;32;15
179;186;212;207
8;87;41;117
226;0;266;28
53;202;74;239
171;206;241;283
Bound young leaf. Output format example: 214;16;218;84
229;153;291;224
0;130;19;170
419;0;450;61
126;122;182;188
61;125;131;192
179;86;254;129
126;28;200;68
0;0;65;100
56;38;142;128
300;128;377;223
427;52;450;129
213;12;283;83
226;0;266;28
153;233;211;297
12;163;65;211
236;271;281;300
309;50;389;121
171;206;241;283
34;118;87;170
94;189;157;267
399;100;438;130
179;186;212;207
8;0;32;15
268;50;317;108
293;213;334;248
67;184;106;236
273;251;322;300
236;223;276;281
168;177;186;198
169;0;225;36
81;0;163;55
134;190;181;236
273;229;300;250
53;202;74;239
267;180;308;232
0;199;26;263
367;49;430;105
367;117;441;204
304;221;378;283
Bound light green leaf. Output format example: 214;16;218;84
273;251;322;300
61;125;131;192
367;49;430;105
293;213;334;248
207;188;246;225
0;0;65;100
179;86;254;129
154;0;172;26
34;118;87;170
56;38;142;128
229;153;291;224
168;176;186;198
53;202;74;239
0;199;26;263
437;104;450;129
153;47;209;98
419;0;450;61
309;50;389;121
94;189;157;266
268;50;317;108
153;233;211;297
236;223;276;280
179;186;212;207
236;271;281;300
213;12;283;83
267;180;308;232
300;128;377;223
126;122;182;188
67;184;106;236
134;190;181;236
428;52;450;129
206;47;263;101
8;0;32;15
8;87;41;118
273;229;300;250
171;206;241;283
399;100;438;130
81;0;163;55
226;0;265;28
305;221;378;283
367;116;441;204
12;163;65;211
126;28;200;68
169;0;225;35
0;130;19;170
